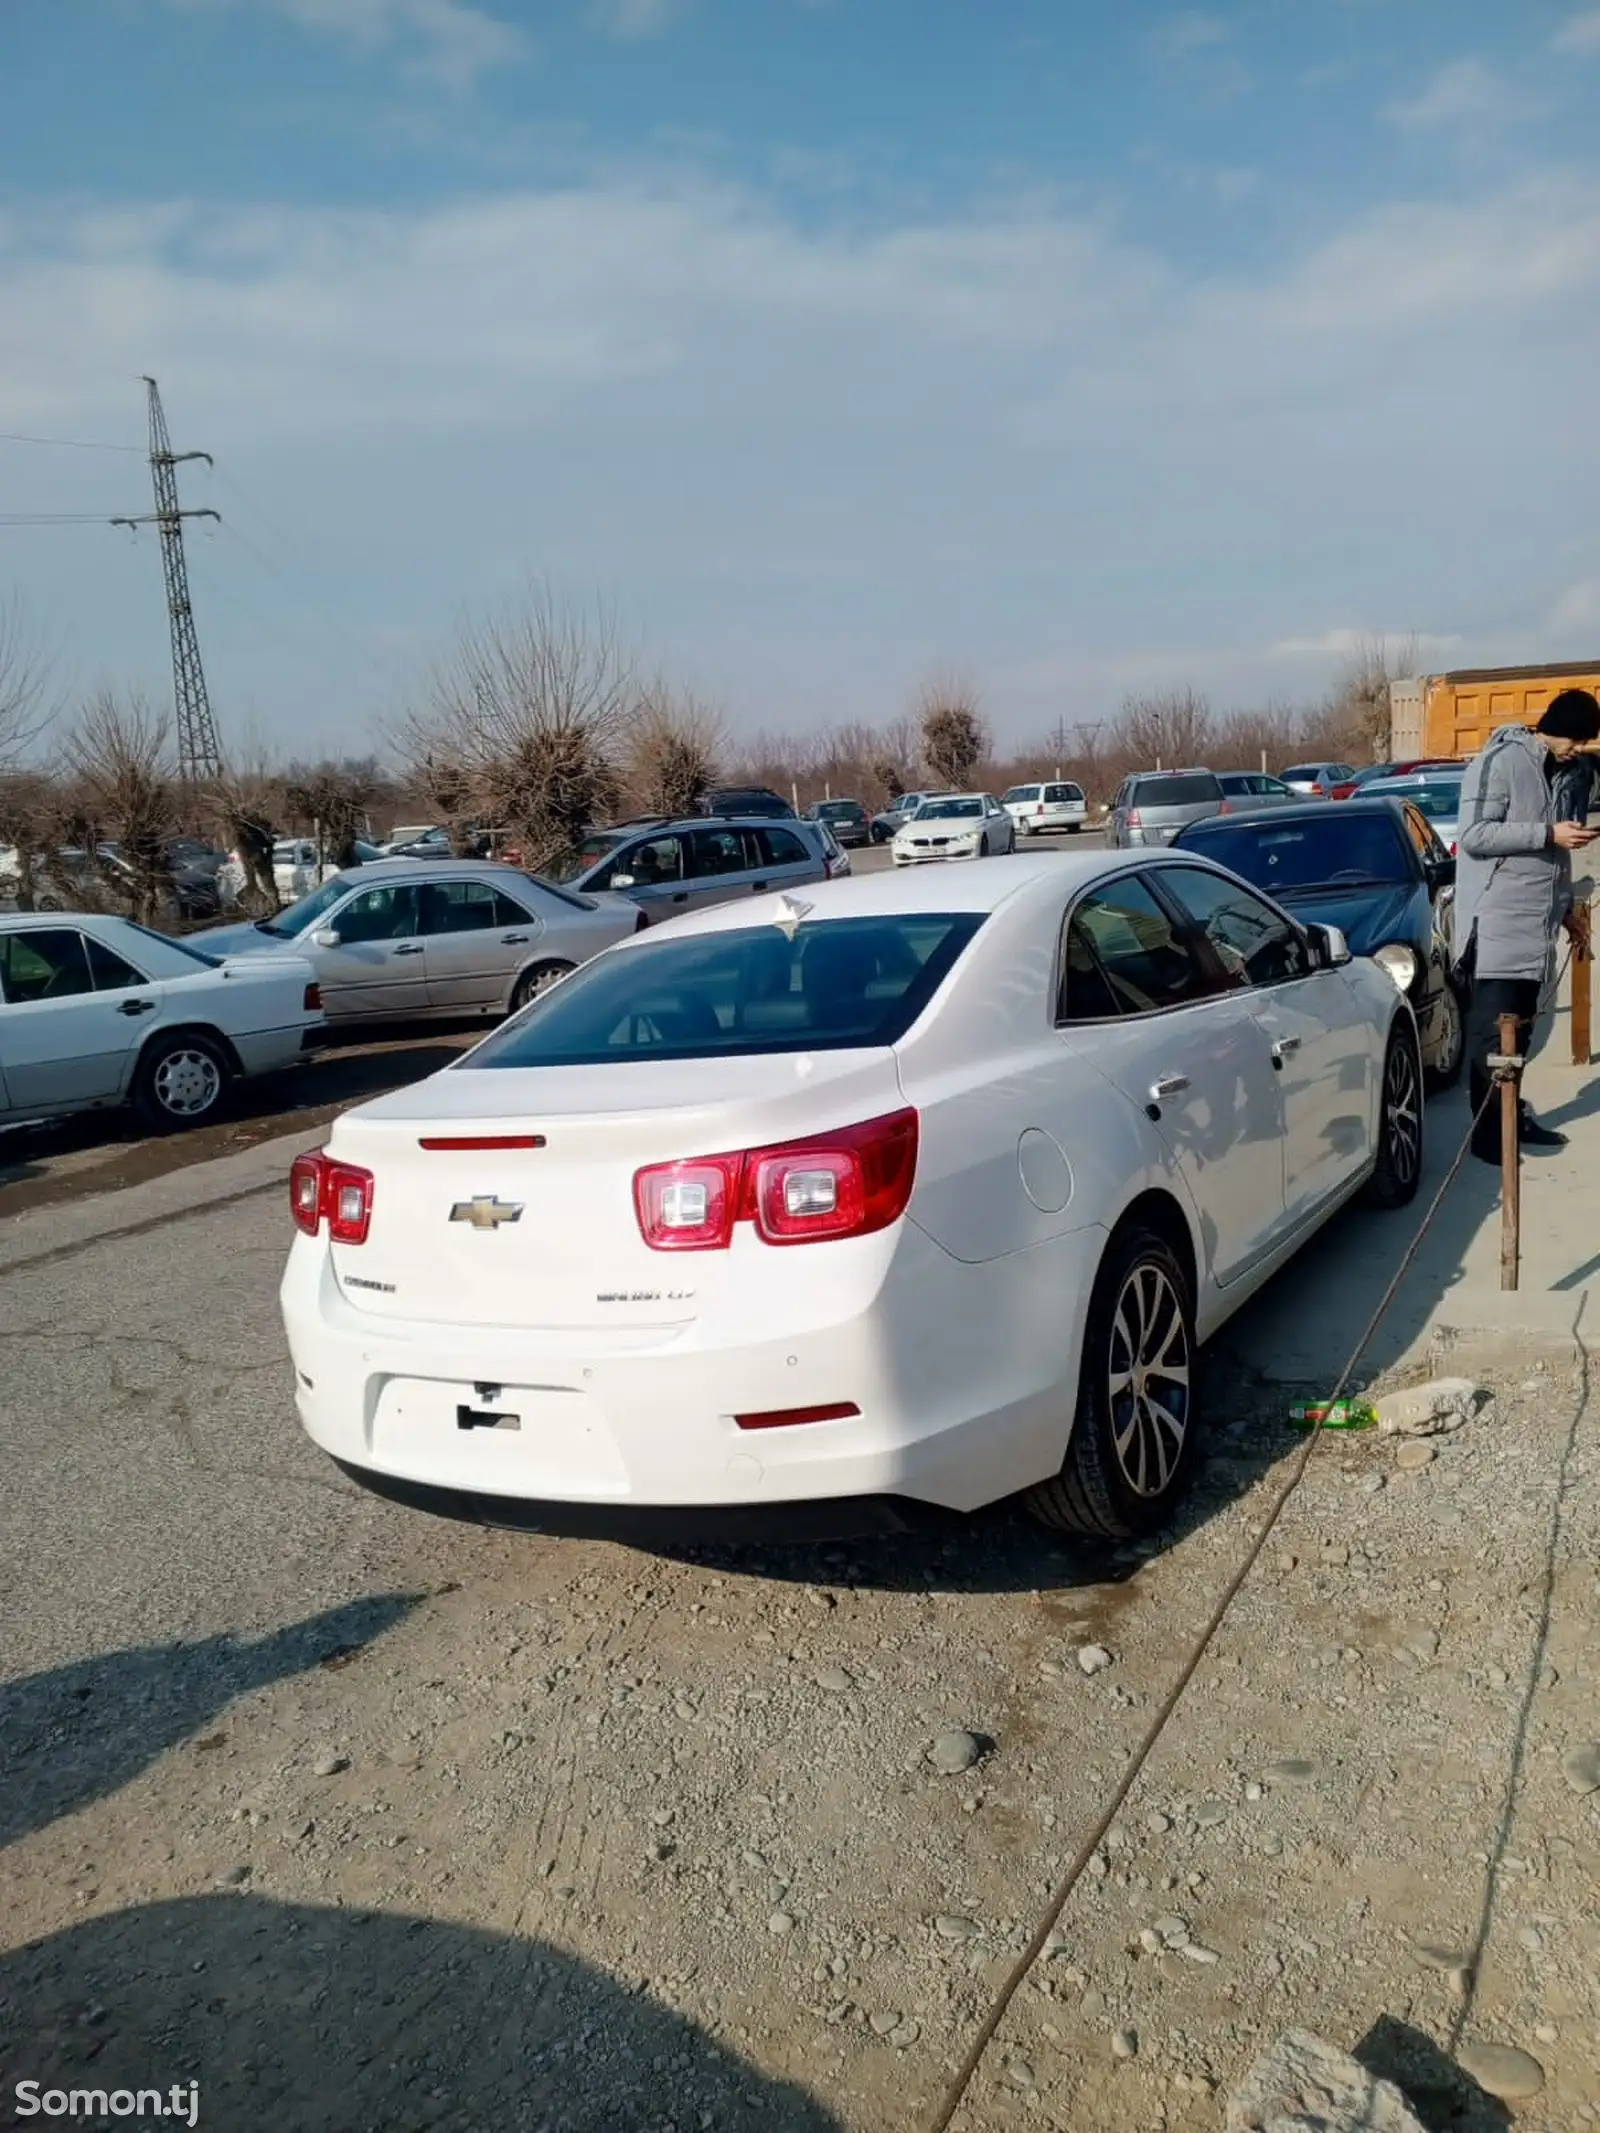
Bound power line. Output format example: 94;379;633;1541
0;429;144;454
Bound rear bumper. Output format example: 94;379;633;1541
280;1221;1106;1522
233;1023;324;1075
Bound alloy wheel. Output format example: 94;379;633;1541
1106;1260;1191;1498
1385;1037;1422;1187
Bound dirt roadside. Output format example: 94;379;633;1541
3;1345;1595;2130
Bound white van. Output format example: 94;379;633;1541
1001;781;1088;836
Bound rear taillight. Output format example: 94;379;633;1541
289;1150;374;1244
634;1109;919;1251
1127;809;1142;827
634;909;649;932
303;982;322;1012
1217;800;1231;815
1035;804;1046;815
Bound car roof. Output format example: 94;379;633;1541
318;857;542;888
1180;796;1408;830
599;814;815;837
623;848;1190;942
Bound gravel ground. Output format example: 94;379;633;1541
0;1191;1596;2131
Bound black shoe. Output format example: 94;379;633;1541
1519;1115;1567;1149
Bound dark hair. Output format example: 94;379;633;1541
1537;688;1600;742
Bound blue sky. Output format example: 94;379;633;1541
3;0;1600;756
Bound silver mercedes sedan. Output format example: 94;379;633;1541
192;859;645;1025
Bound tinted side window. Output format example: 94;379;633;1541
691;827;748;878
1065;879;1214;1015
1399;805;1440;862
337;884;422;942
615;835;685;887
1157;866;1310;988
86;936;147;989
755;827;810;867
493;888;533;925
0;928;95;1003
1056;917;1121;1022
421;879;498;934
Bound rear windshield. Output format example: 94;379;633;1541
1366;780;1462;822
466;913;986;1067
814;801;861;818
1132;774;1220;806
1179;812;1409;890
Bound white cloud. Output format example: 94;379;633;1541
1552;9;1600;54
1271;629;1459;660
588;0;683;38
4;169;1600;745
1385;56;1516;130
1146;11;1230;61
160;0;530;89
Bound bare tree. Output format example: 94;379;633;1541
624;680;723;819
0;590;55;774
283;756;378;869
1322;634;1421;761
63;690;179;924
1113;687;1213;771
402;586;634;871
917;674;990;790
0;770;69;910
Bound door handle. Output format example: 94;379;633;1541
500;933;530;944
751;881;769;892
1271;1035;1302;1063
117;998;157;1017
393;942;424;956
672;892;688;904
1148;1073;1190;1101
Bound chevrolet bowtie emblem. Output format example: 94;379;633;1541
449;1195;524;1231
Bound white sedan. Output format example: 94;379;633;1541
280;851;1421;1544
891;792;1016;864
1;912;322;1132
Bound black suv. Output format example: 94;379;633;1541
698;787;795;820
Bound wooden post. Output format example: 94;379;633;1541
1571;895;1592;1067
1499;1011;1521;1292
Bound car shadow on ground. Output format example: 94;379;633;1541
0;1595;419;1851
0;1893;844;2133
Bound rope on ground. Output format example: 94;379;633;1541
926;955;1574;2133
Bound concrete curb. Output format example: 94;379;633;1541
0;1126;322;1274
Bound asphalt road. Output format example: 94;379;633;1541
1;831;1106;1211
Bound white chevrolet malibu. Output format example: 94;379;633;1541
280;851;1421;1544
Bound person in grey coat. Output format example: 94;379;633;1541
1455;688;1600;1162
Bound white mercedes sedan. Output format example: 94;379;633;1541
280;852;1421;1545
1;913;322;1132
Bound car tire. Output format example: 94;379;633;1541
1017;819;1033;837
1425;980;1466;1091
1363;1018;1424;1208
978;834;989;858
510;959;575;1014
1067;823;1081;835
132;1031;231;1132
1026;1223;1198;1541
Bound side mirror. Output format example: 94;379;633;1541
1308;922;1352;969
311;927;341;949
1427;855;1457;889
610;874;635;890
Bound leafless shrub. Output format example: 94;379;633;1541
1322;634;1421;761
918;674;989;791
61;690;179;924
0;770;70;910
625;681;723;818
283;756;379;869
1113;687;1213;771
0;591;55;775
402;586;634;871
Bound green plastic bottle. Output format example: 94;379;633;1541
1288;1400;1378;1432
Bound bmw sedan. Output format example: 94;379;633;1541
890;793;1016;864
194;859;643;1025
1175;795;1463;1086
281;851;1421;1547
